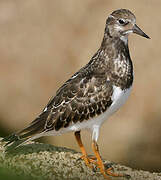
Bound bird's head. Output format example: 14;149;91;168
105;9;150;41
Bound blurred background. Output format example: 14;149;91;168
0;0;160;173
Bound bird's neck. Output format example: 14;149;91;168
86;32;133;89
101;30;129;50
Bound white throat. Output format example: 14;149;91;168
120;36;128;45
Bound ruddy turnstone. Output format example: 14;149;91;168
2;9;150;179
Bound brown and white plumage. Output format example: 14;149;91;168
2;9;150;179
3;40;133;149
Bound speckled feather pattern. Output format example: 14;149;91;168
19;36;133;137
3;9;136;148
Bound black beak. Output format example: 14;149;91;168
133;24;150;39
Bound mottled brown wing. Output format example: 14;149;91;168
44;70;113;131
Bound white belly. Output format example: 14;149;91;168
109;85;132;115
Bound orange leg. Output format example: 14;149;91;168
74;131;93;169
92;141;125;179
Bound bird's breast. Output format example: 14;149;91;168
109;85;132;115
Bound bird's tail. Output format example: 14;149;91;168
2;110;49;151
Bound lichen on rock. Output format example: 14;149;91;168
0;138;161;180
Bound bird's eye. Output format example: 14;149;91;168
118;19;126;25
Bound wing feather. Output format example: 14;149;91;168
2;67;113;150
44;70;113;131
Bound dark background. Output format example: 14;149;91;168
0;0;160;173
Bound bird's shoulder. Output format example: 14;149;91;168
45;63;111;109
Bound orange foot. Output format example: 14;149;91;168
92;141;130;180
78;155;129;179
75;131;97;169
79;155;94;169
77;155;98;171
74;131;130;179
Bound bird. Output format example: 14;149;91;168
2;9;150;179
